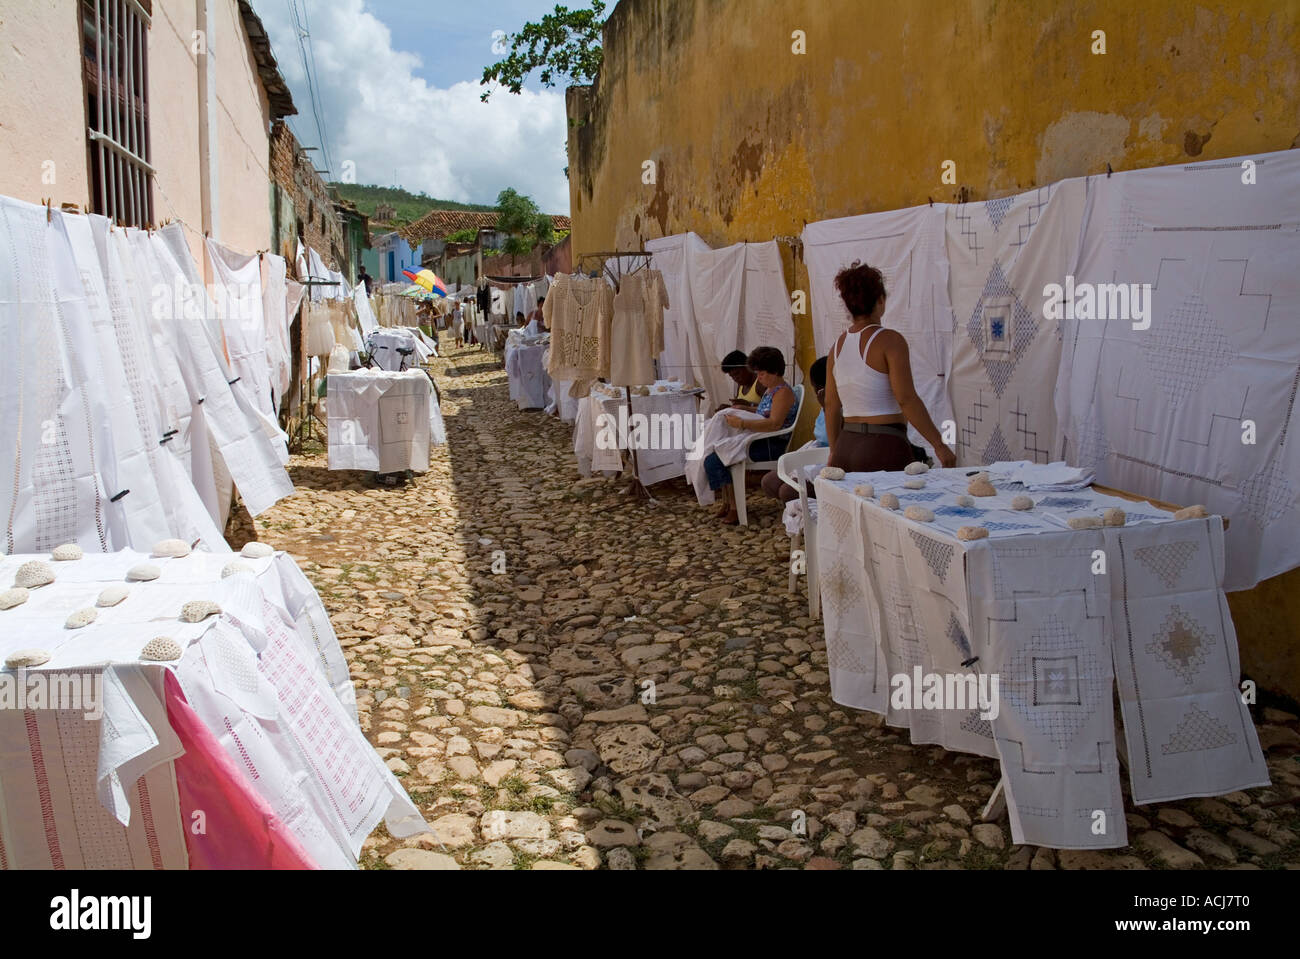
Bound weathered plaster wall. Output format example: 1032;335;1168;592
568;0;1300;700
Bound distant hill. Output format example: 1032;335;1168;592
331;183;497;229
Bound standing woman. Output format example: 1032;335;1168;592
824;262;956;472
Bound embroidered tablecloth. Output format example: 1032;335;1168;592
0;549;426;869
814;467;1269;849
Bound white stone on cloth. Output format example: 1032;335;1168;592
65;608;97;629
179;600;221;623
903;479;926;490
241;542;274;559
97;585;129;607
904;506;935;522
0;587;30;610
904;461;929;475
879;493;900;510
1011;495;1034;511
152;538;191;558
52;544;84;561
14;561;55;588
820;467;845;480
5;649;50;669
127;563;161;582
140;637;183;662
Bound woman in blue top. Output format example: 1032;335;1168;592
704;346;798;524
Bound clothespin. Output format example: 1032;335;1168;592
928;196;934;207
1106;163;1113;178
45;198;53;223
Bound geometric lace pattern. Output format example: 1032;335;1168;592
909;530;954;581
1002;614;1108;750
1161;705;1236;755
1145;604;1214;685
1134;540;1199;589
1239;456;1296;527
966;260;1037;398
1141;292;1238;408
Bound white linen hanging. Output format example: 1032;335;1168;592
260;253;292;412
206;239;275;422
945;181;1087;466
803;205;954;456
1056;150;1300;591
738;241;795;370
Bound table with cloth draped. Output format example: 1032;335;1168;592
813;467;1268;850
504;337;551;410
327;369;445;474
573;382;702;486
0;548;428;869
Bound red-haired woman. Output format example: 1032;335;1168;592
824;262;956;472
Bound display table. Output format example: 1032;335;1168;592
327;369;445;473
572;382;702;486
367;328;434;371
813;467;1269;850
0;548;427;869
504;336;551;410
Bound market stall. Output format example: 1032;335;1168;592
0;546;428;869
327;369;445;474
504;331;551;410
572;381;703;486
812;464;1269;850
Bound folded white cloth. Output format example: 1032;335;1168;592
989;460;1095;491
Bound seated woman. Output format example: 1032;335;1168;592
761;354;828;504
824;262;956;472
703;346;798;524
718;350;763;412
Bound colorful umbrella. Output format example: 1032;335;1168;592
402;269;448;297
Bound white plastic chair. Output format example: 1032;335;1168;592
777;445;829;619
729;384;805;527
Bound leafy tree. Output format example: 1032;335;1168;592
480;2;607;102
494;189;557;261
495;188;541;237
446;228;479;244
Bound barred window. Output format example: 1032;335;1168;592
82;0;154;227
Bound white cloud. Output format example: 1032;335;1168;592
257;0;571;214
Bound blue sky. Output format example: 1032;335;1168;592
252;0;590;213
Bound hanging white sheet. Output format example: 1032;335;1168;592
685;234;745;412
0;198;122;554
645;234;694;389
738;241;795;372
803;205;955;456
149;225;294;516
206;239;276;423
1055;150;1300;591
945;182;1087;466
260;253;293;412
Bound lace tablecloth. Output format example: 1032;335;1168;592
0;549;427;869
813;468;1268;850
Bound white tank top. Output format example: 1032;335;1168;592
834;326;902;417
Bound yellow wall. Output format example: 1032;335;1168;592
567;0;1300;699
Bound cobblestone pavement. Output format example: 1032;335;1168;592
236;337;1300;870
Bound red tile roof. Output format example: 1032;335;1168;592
398;209;571;245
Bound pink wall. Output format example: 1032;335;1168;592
0;0;273;267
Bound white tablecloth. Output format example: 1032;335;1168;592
0;548;426;869
327;369;444;473
813;467;1269;850
505;340;550;410
367;328;432;371
572;384;702;486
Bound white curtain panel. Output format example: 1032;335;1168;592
1056;150;1300;591
803;205;954;455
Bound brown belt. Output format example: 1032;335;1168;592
842;421;908;437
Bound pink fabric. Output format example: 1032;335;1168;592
165;673;318;870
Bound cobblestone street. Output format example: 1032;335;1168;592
240;337;1300;870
